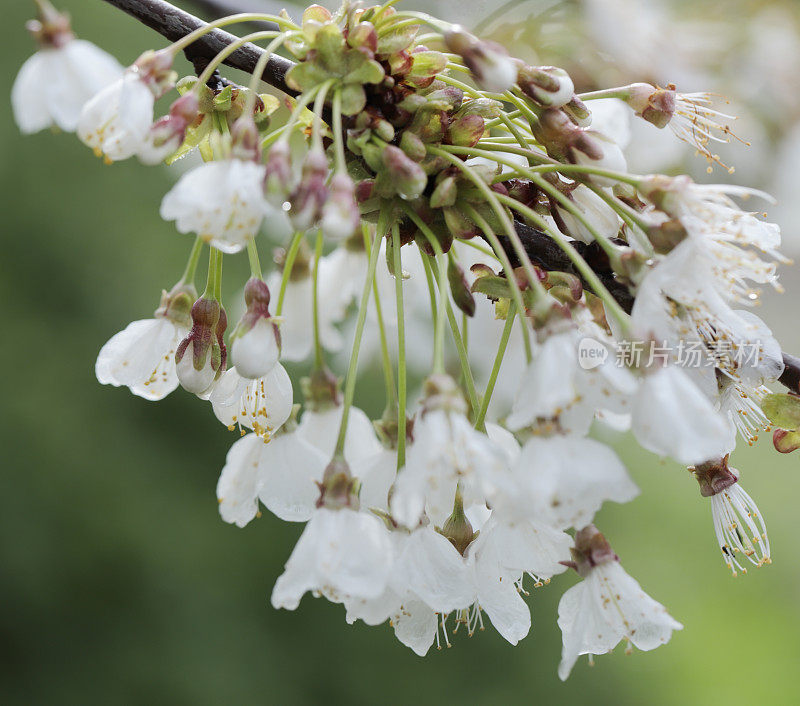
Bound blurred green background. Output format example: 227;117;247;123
2;1;800;704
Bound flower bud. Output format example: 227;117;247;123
230;278;281;379
175;297;226;395
320;172;361;241
265;141;293;206
571;131;627;187
773;429;800;454
447;113;485;147
230;113;262;162
382;145;427;200
562;95;592;127
444;26;518;93
518;65;574;108
138;92;199;165
133;48;176;99
447;257;476;317
624;82;676;129
289;148;329;230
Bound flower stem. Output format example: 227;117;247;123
333;228;384;457
364;225;397;407
496;193;631;332
169;13;297;56
331;90;347;174
246;239;261;279
276;232;304;317
180;235;204;285
391;225;407;469
311;229;325;371
474;303;516;430
202;246;217;300
461;203;532;363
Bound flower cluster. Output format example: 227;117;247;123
14;0;797;679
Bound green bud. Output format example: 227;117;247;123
762;393;800;430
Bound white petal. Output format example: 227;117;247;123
257;432;327;522
216;434;266;528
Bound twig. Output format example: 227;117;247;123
99;0;296;94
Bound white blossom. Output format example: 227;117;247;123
558;557;682;680
210;364;293;440
96;316;187;401
160;159;269;254
12;39;123;134
271;508;393;609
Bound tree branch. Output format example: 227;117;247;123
98;0;800;396
99;0;296;94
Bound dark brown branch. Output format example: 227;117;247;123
99;0;296;94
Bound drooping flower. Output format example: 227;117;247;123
160;158;268;254
78;49;175;162
390;374;509;528
215;426;328;527
495;434;639;530
12;2;123;134
95;283;194;401
693;456;770;575
320;172;361;241
210;364;293;440
640;175;785;303
631;364;734;465
296;402;383;466
557;526;683;680
271;507;394;610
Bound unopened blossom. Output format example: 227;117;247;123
518;65;574;108
288;148;328;232
175;297;227;396
12;3;123;134
216;427;328;527
572;131;628;186
230;278;281;380
137;92;199;165
160;158;268;254
693;457;770;575
95;283;194;401
210;364;293;440
444;26;518;92
558;526;682;680
320;173;361;241
271;507;394;609
78;49;175;162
